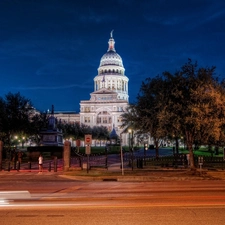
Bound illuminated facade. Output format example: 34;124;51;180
55;31;129;140
80;31;129;135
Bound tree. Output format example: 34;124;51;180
92;126;109;146
123;59;225;169
121;103;140;138
121;76;168;157
0;97;7;143
29;112;50;145
0;92;35;148
159;59;225;168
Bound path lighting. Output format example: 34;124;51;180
128;129;131;166
14;136;18;149
120;133;124;175
128;129;134;171
22;136;25;148
128;129;131;150
144;143;148;166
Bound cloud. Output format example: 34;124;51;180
192;8;225;28
12;83;92;91
79;8;116;24
143;14;184;26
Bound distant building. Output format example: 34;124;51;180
54;111;80;124
55;31;129;143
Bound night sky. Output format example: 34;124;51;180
0;0;225;112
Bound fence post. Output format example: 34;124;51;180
28;161;31;170
54;157;57;172
16;161;20;171
7;161;10;171
63;141;71;171
48;161;51;172
0;141;3;171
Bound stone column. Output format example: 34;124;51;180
0;141;3;171
63;141;71;171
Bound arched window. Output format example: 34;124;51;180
96;111;111;125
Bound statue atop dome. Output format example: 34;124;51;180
94;31;129;101
108;30;115;51
110;30;114;38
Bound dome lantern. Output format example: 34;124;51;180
108;30;115;51
94;31;129;102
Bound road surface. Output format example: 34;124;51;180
1;174;225;225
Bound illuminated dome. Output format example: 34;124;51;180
94;31;129;101
100;50;123;67
98;30;125;75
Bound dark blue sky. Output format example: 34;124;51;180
0;0;225;112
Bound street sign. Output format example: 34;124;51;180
198;156;203;165
85;135;92;145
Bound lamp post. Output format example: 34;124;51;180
131;130;134;171
128;129;131;167
128;130;131;151
120;133;124;175
14;136;18;150
128;129;134;171
144;142;148;166
22;136;25;148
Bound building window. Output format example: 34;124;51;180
103;117;107;123
84;117;90;123
84;107;90;112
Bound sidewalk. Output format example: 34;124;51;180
1;164;225;182
61;165;225;182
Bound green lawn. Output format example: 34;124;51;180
179;147;224;157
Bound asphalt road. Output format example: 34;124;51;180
1;173;225;224
1;206;225;225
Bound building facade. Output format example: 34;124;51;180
55;31;129;143
80;31;129;135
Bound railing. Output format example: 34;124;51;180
1;154;225;172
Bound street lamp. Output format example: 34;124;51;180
120;133;124;175
22;136;25;148
128;129;131;166
14;136;18;149
128;129;134;171
128;129;131;151
144;142;148;166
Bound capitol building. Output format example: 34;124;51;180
55;31;130;144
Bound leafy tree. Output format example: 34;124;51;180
158;59;225;168
121;103;140;131
122;59;225;168
137;76;169;157
0;97;7;142
0;92;34;147
29;112;50;145
92;126;109;145
121;77;168;157
98;126;109;141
